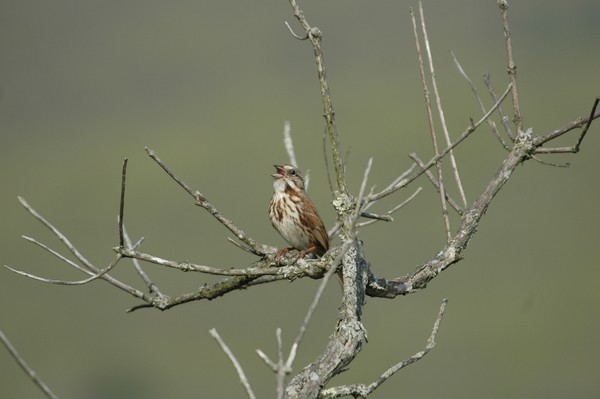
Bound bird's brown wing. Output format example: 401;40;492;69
301;199;330;256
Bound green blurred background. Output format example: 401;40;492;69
1;1;599;398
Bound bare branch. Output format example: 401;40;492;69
288;0;347;195
534;96;600;150
367;129;538;299
498;0;523;133
20;235;88;273
483;72;515;139
16;198;150;303
369;82;512;202
283;120;298;167
409;153;463;215
209;329;257;399
357;187;423;228
411;5;452;241
451;51;512;150
352;157;373;229
419;3;468;209
0;330;60;399
256;348;278;372
122;228;165;297
284;20;308;40
319;299;448;398
358;212;393;222
5;256;122;286
144;147;268;255
18;197;96;272
118;158;127;248
116;247;327;277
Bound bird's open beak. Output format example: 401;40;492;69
272;164;285;178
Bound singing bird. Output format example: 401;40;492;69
269;164;329;258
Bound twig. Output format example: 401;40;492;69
357;187;423;228
361;163;417;215
4;237;142;286
534;96;600;152
275;328;287;399
283;120;298;167
369;82;512;202
124;249;338;312
419;3;468;209
18;197;96;272
282;124;311;192
352;158;373;229
412;5;452;240
209;329;256;399
359;212;393;222
498;0;523;133
5;256;122;286
20;235;88;273
16;197;150;302
451;51;512;150
144;147;267;255
256;348;278;372
227;237;261;254
0;330;60;399
322;126;335;196
256;328;291;399
409;153;463;214
288;0;347;195
122;227;164;296
118;158;127;248
284;20;308;40
116;247;325;277
483;72;515;140
319;299;448;398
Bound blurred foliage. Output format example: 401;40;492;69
1;1;599;398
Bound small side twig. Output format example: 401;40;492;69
209;329;256;399
122;227;164;296
409;153;463;215
284;20;308;40
352;158;373;229
483;72;515;139
451;51;512;150
357;187;423;228
0;330;60;399
534;96;600;153
118;158;127;248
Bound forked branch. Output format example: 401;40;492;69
319;299;448;398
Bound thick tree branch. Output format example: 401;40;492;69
363;103;599;298
285;240;368;398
